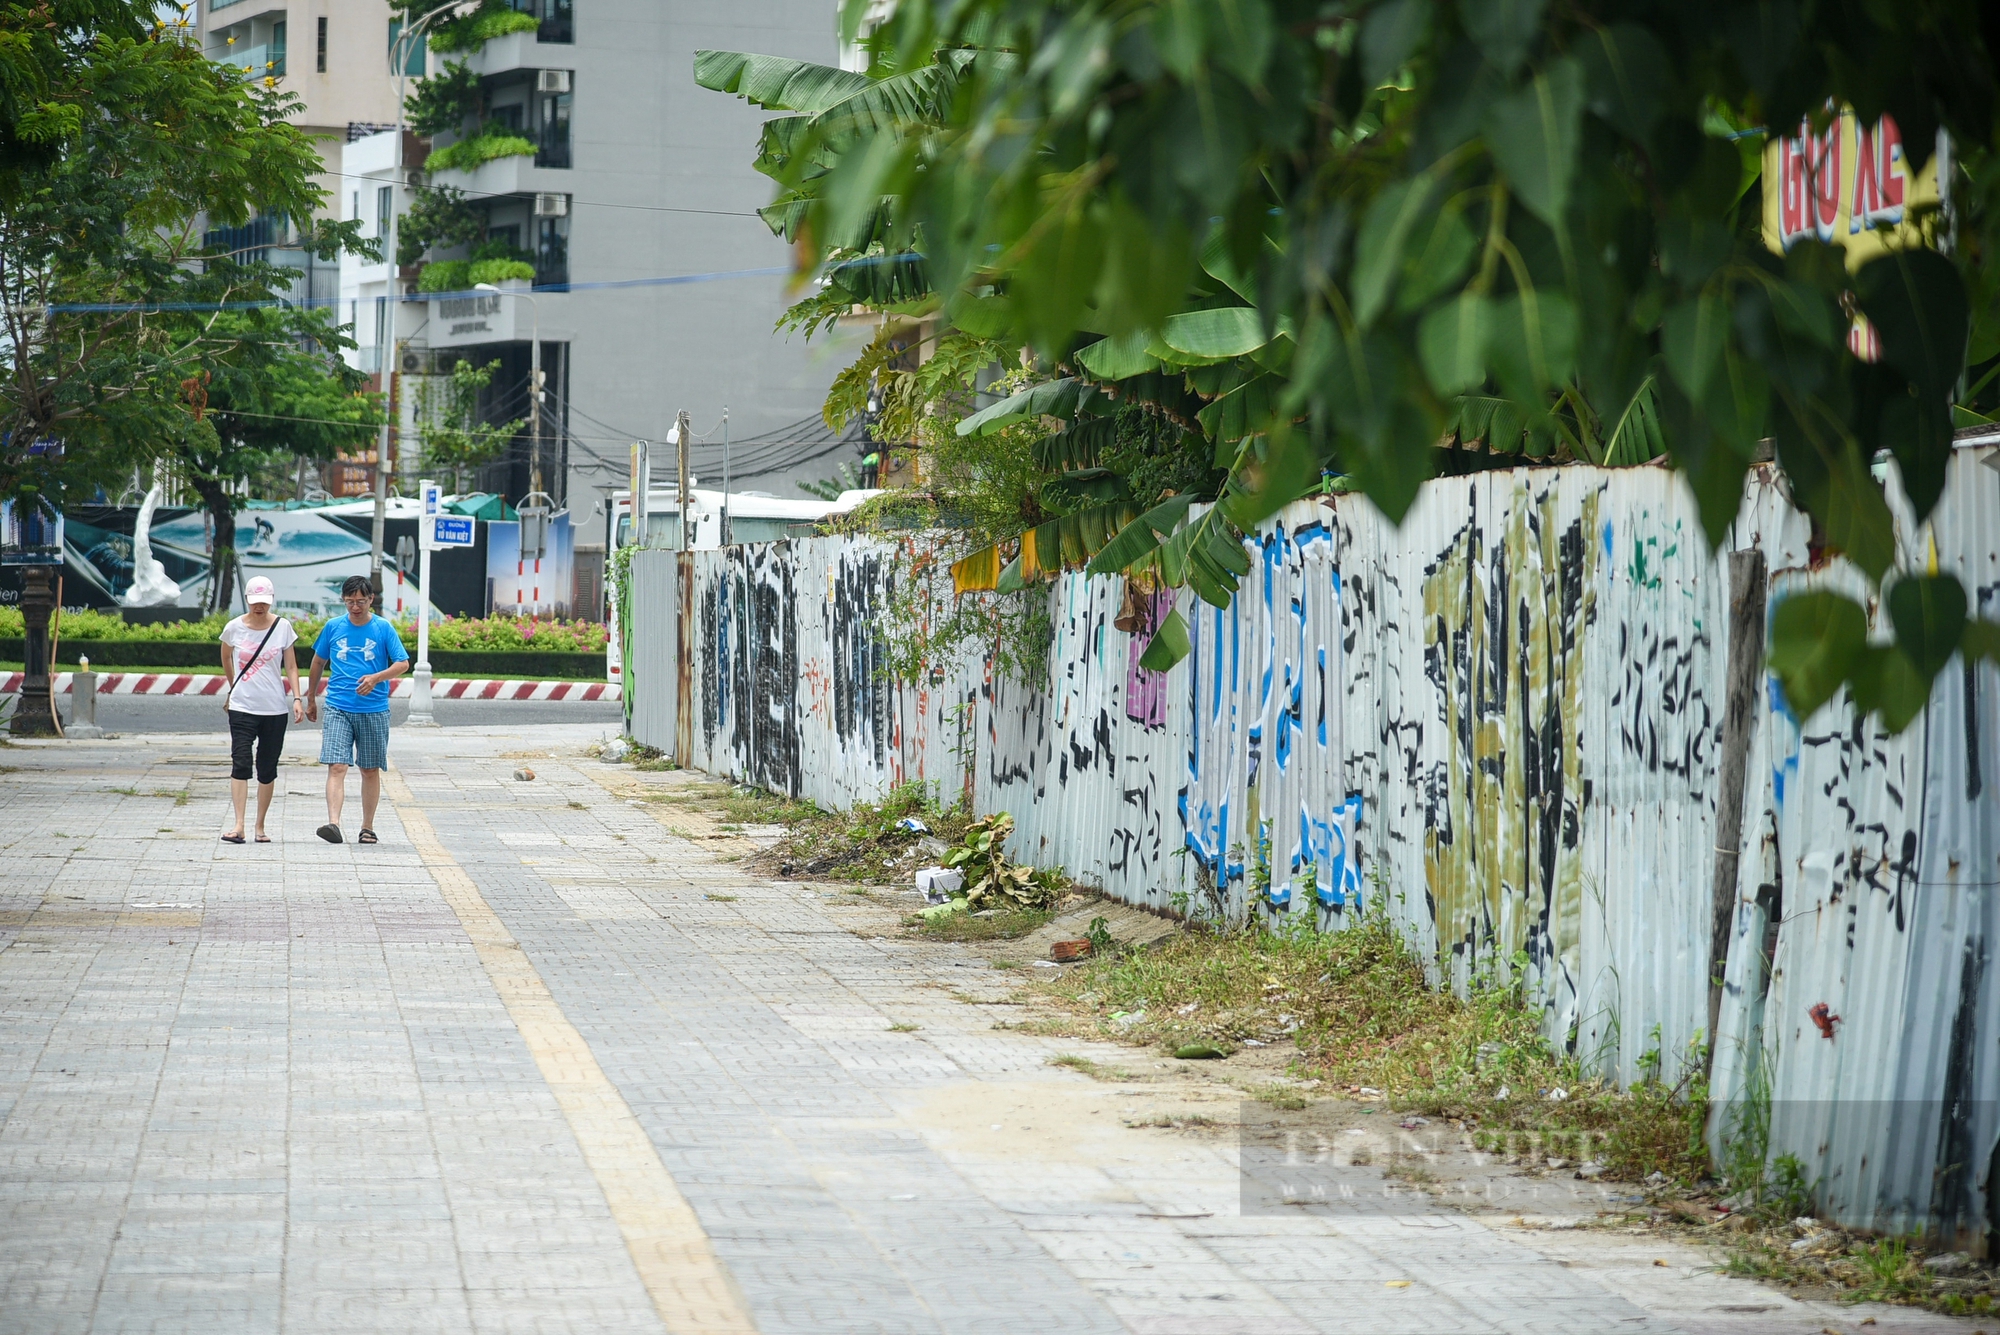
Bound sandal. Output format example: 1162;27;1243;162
254;834;272;844
316;824;343;844
220;832;246;845
357;828;378;844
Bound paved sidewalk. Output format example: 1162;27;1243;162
0;727;1985;1334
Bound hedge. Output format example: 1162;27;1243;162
0;608;608;654
0;640;607;680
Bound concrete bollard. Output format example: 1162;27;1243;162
66;659;104;739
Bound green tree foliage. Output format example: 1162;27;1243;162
397;182;483;267
0;2;377;522
404;57;480;137
396;0;537;55
177;308;380;610
699;0;2000;730
414;358;523;493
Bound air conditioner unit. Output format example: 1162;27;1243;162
537;69;570;94
400;348;429;375
533;192;568;218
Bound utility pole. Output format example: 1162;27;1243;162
529;335;543;499
676;408;691;551
719;405;730;547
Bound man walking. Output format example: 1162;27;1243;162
306;575;409;844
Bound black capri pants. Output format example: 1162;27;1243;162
227;709;289;784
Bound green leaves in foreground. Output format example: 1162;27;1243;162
1770;578;1998;730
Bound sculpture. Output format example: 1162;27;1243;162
121;465;182;608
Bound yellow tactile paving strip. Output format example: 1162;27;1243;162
383;769;759;1335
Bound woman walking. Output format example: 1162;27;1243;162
220;575;304;844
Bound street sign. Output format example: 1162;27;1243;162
431;515;474;547
422;481;442;517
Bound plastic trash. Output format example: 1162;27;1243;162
916;897;968;921
896;816;930;834
915;867;964;903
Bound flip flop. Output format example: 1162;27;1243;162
220;832;246;845
357;829;378;845
316;824;343;844
255;834;272;844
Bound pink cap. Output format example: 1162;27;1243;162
244;575;276;606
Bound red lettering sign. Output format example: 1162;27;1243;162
1851;114;1906;232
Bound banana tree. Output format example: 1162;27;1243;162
696;2;2000;719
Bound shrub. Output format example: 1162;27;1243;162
417;259;471;293
2;608;608;656
424;129;534;175
467;258;534;286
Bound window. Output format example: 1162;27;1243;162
351;191;360;221
535;90;571;169
271;20;286;67
376;185;392;240
536;215;568;286
539;0;573;44
510;0;573;44
316;16;327;72
386;20;426;77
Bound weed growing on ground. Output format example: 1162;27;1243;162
1032;906;1711;1183
755;781;970;882
621;741;677;772
1048;1053;1141;1081
887;1023;920;1033
1704;1221;1999;1316
911;906;1055;942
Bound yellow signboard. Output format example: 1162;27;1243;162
1761;107;1946;268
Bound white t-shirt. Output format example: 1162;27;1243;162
221;615;298;715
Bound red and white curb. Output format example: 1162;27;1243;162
2;673;621;702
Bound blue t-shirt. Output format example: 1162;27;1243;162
313;614;408;714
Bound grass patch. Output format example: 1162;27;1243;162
1049;1053;1142;1081
1126;1112;1222;1131
1252;1086;1313;1111
1031;908;1712;1185
1711;1225;1999;1315
704;893;738;902
909;906;1054;942
887;1022;920;1033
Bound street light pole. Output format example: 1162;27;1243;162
408;477;441;727
373;2;472;605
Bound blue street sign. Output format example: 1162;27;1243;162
432;516;474;547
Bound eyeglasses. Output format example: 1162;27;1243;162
342;592;372;603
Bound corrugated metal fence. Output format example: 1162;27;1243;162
625;442;2000;1245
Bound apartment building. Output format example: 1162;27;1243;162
324;2;866;531
196;0;406;307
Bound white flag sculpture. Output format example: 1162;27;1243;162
121;468;181;608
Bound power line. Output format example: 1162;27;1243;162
315;167;765;221
46;264;793;313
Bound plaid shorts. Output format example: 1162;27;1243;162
320;707;390;770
